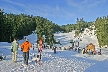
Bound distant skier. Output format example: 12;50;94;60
75;48;77;51
78;47;80;53
94;49;96;55
72;42;74;48
33;44;34;50
44;45;46;48
98;49;101;55
78;41;79;47
53;46;57;54
38;48;40;53
82;48;85;54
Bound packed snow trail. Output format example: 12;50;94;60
0;50;93;72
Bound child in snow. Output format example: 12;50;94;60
36;54;41;65
32;54;41;65
0;54;6;61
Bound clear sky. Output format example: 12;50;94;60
0;0;108;25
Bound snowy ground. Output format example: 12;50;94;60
0;29;108;72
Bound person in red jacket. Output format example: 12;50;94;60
54;46;56;54
20;38;32;65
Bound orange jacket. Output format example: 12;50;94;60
20;41;32;52
94;49;96;53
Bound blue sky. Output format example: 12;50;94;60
0;0;108;25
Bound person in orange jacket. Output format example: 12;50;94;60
20;38;32;65
94;49;96;55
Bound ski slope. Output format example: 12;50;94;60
0;29;108;72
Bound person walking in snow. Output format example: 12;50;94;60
53;46;57;53
11;38;19;63
32;44;34;50
94;49;96;55
20;38;32;65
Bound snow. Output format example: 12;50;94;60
0;29;108;72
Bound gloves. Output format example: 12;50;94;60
21;48;23;51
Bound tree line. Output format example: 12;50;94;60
0;8;108;47
0;9;36;42
0;9;61;47
95;16;108;47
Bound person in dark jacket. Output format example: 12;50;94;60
54;46;56;54
0;54;6;61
